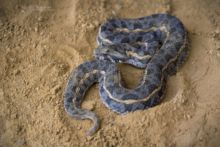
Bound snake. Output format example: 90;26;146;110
63;14;188;135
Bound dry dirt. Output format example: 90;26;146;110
0;0;220;147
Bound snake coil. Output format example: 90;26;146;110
64;14;188;135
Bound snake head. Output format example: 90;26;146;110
94;45;129;63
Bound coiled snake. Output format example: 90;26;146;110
64;14;188;135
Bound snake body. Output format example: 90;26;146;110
64;14;188;135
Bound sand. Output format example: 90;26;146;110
0;0;220;146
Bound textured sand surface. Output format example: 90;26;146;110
0;0;220;146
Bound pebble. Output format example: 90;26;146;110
5;46;11;53
11;113;18;119
180;98;187;105
16;125;23;134
58;63;69;74
111;10;116;16
183;113;191;120
162;122;167;127
36;87;40;91
34;27;38;32
186;114;192;119
13;69;21;75
38;17;43;22
39;47;46;58
33;43;37;48
55;100;59;104
50;85;61;95
87;23;95;30
141;116;146;123
207;49;213;55
77;125;82;130
125;125;130;130
40;31;44;36
213;30;220;40
0;88;4;100
86;135;94;141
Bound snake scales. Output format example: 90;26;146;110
64;14;188;135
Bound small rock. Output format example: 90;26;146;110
37;17;43;22
125;125;130;130
77;125;82;130
162;122;167;127
186;114;191;119
36;87;40;91
34;27;38;32
50;85;61;95
183;113;191;120
112;10;116;16
39;46;47;58
87;23;95;30
11;113;18;119
40;31;44;36
0;89;4;100
141;117;146;123
216;49;220;58
6;47;11;53
55;129;60;135
86;135;94;141
207;49;213;55
81;23;86;29
16;125;23;134
33;43;37;48
58;63;69;75
21;29;25;36
55;100;59;104
13;69;21;75
180;98;187;105
213;30;220;40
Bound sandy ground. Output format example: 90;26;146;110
0;0;220;146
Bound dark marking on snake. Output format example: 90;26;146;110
63;14;189;135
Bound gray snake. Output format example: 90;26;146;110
63;14;188;135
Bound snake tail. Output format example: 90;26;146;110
64;61;100;135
